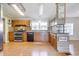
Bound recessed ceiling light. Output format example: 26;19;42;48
11;4;24;16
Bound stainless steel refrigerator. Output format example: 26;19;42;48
0;16;3;51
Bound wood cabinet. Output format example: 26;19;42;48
49;33;57;49
22;32;27;42
34;32;41;42
8;32;48;42
34;32;48;42
8;32;14;42
12;20;30;27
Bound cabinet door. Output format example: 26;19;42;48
40;32;48;42
34;32;41;42
50;36;54;46
53;36;57;49
22;32;27;42
49;34;57;49
34;32;48;42
12;20;30;27
8;32;14;42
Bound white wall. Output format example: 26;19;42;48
66;17;79;40
3;17;10;43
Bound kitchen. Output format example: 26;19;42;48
8;20;48;42
1;3;79;56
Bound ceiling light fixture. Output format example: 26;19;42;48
39;4;44;16
11;4;24;16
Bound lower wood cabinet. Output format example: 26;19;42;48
8;32;48;42
8;32;14;42
22;32;27;42
49;33;57;49
34;32;41;42
34;32;48;42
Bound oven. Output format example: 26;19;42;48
14;31;23;41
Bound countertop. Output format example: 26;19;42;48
9;30;49;32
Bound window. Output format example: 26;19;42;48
64;23;73;35
31;21;48;30
31;22;39;30
40;22;48;30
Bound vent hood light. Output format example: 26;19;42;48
39;4;44;16
11;4;24;16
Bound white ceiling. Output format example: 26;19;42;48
3;3;79;21
3;3;56;21
66;3;79;17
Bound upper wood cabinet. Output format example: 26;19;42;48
12;20;30;27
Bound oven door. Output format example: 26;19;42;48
14;32;23;41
